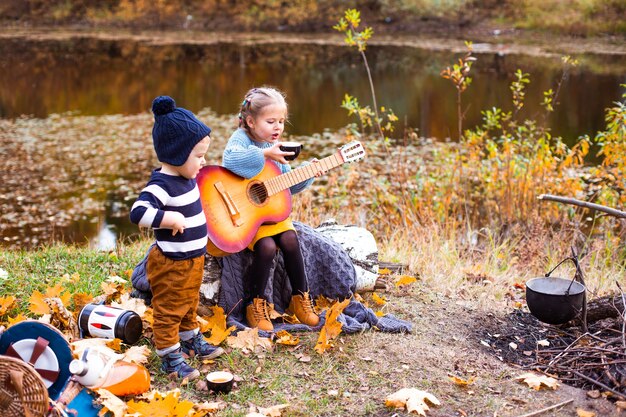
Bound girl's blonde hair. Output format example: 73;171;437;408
238;87;288;132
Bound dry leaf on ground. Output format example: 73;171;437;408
127;389;196;417
314;298;350;354
256;403;289;416
29;284;71;315
448;374;476;386
372;292;387;305
576;408;596;417
395;275;417;287
385;388;441;415
94;388;127;417
227;328;273;353
122;345;151;364
0;295;16;315
515;372;559;390
275;330;299;346
202;306;236;345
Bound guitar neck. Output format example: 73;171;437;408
264;151;343;196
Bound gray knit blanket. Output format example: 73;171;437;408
131;222;412;337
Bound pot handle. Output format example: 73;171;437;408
544;255;584;295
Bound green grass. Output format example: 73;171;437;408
0;241;148;315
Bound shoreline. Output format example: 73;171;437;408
1;26;625;58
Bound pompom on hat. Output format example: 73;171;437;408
151;96;211;166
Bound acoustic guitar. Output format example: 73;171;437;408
197;141;365;255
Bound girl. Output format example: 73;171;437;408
222;87;320;331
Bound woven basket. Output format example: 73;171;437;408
0;355;49;417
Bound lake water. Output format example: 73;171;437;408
2;34;625;140
1;33;625;249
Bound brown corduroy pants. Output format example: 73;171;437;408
147;246;204;350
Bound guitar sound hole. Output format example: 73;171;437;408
248;182;268;206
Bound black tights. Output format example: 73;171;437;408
249;230;307;299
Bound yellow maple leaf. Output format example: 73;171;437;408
127;389;195;417
0;295;16;315
448;374;476;386
105;338;123;352
314;298;350;354
379;268;392;275
515;372;559;390
275;330;299;346
313;295;334;313
71;292;95;313
375;310;385;317
29;284;71;315
100;276;127;300
395;275;417;287
204;306;235;345
372;292;387;305
227;328;273;353
8;313;28;325
385;388;441;416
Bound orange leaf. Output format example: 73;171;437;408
395;275;417;287
313;295;335;313
204;306;235;346
372;292;387;305
8;313;28;325
127;389;195;416
275;330;299;346
314;298;350;354
448;374;476;386
378;268;392;275
0;295;16;315
28;284;71;315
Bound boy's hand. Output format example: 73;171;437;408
161;211;186;236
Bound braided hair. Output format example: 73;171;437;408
238;87;288;133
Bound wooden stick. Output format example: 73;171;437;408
537;194;626;218
515;398;574;417
570;369;626;400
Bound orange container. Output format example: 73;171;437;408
99;361;151;396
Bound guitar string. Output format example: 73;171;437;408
216;154;341;205
206;149;363;206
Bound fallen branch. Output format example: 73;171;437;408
537;194;626;218
515;398;574;417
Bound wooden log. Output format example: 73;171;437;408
576;294;624;323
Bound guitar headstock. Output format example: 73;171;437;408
339;141;366;163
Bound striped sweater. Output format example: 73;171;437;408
130;169;207;260
222;128;313;194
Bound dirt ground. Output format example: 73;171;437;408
359;287;622;417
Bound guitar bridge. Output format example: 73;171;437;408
214;181;243;227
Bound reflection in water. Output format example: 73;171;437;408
1;36;625;249
92;221;117;251
1;38;624;141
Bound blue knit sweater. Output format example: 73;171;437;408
222;128;313;194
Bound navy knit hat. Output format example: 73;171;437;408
151;96;211;166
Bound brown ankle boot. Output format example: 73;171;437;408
288;292;319;326
246;298;274;331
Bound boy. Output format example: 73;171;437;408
130;96;223;380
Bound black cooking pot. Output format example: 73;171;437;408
526;276;585;325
